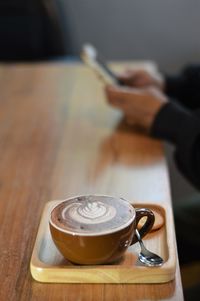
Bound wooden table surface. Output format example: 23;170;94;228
0;62;184;301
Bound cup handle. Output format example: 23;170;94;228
131;208;155;245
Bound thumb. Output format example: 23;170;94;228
105;85;126;106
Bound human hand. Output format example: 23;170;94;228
118;69;165;91
105;85;168;131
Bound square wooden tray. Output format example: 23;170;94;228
30;200;176;283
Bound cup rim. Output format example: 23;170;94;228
49;194;136;236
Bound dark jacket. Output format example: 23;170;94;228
151;65;200;190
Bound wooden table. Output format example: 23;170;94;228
0;62;184;300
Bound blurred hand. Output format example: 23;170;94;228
118;69;165;91
105;85;168;131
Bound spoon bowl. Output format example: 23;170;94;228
136;229;164;267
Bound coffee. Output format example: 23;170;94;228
49;195;155;265
50;195;135;235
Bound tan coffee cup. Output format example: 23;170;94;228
49;195;154;265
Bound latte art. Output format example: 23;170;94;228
78;201;107;219
62;201;116;224
50;195;135;235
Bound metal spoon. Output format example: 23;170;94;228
135;229;164;267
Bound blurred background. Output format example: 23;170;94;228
59;0;200;72
0;0;199;201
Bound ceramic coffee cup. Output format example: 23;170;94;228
49;195;155;265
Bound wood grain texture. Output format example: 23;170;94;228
0;62;184;300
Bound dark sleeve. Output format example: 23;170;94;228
150;102;200;190
165;65;200;110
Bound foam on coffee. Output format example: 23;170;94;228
50;195;135;235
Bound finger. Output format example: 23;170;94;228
105;85;123;107
105;85;128;103
106;85;141;99
118;71;137;85
105;85;141;108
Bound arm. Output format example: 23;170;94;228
118;65;200;110
165;65;200;110
105;85;200;190
151;102;200;189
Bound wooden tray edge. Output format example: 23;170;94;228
30;200;177;284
